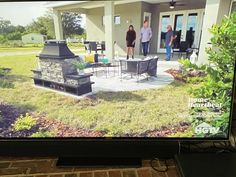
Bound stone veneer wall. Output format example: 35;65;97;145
0;157;179;177
39;58;78;84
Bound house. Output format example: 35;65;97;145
22;33;47;44
47;0;236;64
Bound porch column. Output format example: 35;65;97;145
53;9;63;40
104;1;114;61
198;0;231;64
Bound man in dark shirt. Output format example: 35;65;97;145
165;25;176;61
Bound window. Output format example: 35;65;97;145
114;15;121;25
102;15;121;26
102;16;105;26
231;1;236;14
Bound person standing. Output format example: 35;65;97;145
186;27;194;48
165;25;176;61
140;20;152;57
126;25;136;59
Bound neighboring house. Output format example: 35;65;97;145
47;0;236;63
22;33;47;44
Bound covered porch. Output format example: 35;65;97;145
49;0;232;64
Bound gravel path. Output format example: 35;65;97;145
0;51;40;57
0;49;82;57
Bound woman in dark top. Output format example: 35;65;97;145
126;25;136;59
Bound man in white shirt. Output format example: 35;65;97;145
140;20;152;56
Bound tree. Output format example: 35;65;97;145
61;12;84;38
0;18;26;41
0;18;14;34
26;11;55;39
26;11;84;39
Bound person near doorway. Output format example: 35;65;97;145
186;27;194;48
126;25;136;59
165;25;176;61
140;20;152;57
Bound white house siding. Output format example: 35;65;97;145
22;33;46;44
198;0;232;64
85;1;206;55
86;2;142;55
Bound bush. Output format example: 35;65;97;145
190;12;236;137
30;131;55;138
178;58;207;83
12;113;37;131
6;32;22;40
0;111;3;124
0;80;14;88
0;68;14;88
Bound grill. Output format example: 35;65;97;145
32;40;94;96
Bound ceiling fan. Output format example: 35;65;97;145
168;0;186;9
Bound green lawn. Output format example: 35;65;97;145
0;54;192;136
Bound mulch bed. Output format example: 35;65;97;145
0;102;191;138
165;69;185;82
141;122;191;137
0;102;104;138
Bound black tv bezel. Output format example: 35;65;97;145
0;0;235;158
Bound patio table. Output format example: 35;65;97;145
118;57;158;82
90;62;111;78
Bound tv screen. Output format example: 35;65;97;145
0;1;235;140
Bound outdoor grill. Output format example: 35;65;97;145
32;40;93;96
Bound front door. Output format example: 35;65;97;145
157;9;204;53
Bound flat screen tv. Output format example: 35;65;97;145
0;1;235;159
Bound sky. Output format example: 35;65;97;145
0;2;86;27
0;2;48;26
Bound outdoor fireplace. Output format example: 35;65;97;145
32;40;93;96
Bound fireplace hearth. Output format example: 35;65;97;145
32;40;93;96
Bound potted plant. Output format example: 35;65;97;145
72;61;86;75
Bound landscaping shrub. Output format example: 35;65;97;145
30;131;55;138
190;12;236;137
0;111;3;124
0;80;14;88
0;68;14;88
12;113;37;131
178;58;207;83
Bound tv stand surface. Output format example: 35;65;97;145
175;153;236;177
56;157;142;167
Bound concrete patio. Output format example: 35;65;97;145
84;55;181;93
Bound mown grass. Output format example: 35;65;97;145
0;54;192;136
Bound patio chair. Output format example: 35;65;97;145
120;59;150;82
147;57;159;77
84;41;90;53
89;42;98;53
101;41;105;54
173;41;189;58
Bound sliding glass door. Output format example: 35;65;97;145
157;9;204;53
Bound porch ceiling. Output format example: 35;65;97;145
47;0;206;11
